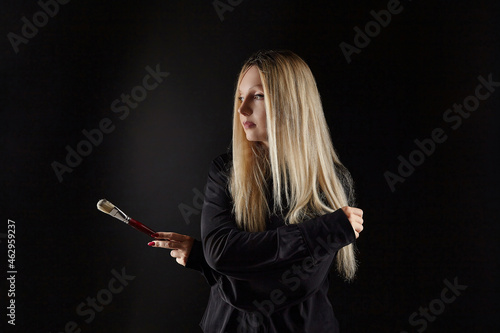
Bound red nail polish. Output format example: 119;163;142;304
152;233;159;238
148;242;155;246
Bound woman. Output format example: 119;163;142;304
148;50;364;332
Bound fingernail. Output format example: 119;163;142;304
152;233;159;238
148;242;155;246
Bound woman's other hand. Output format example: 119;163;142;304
341;206;364;239
148;232;195;266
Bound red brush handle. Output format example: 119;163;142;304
128;218;156;237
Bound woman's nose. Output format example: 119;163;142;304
238;99;252;116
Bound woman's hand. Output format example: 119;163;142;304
341;206;364;239
148;232;194;266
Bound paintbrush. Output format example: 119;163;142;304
97;199;156;237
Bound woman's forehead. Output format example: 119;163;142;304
239;66;263;92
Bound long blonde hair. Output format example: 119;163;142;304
229;50;357;280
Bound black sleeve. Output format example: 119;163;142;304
201;154;356;279
335;161;356;206
185;239;218;286
184;239;204;271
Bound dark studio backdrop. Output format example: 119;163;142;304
1;0;499;332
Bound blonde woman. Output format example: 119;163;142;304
149;50;364;332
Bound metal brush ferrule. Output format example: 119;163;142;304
108;206;131;224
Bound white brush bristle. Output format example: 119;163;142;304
97;199;115;214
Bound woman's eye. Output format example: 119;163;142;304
238;94;264;102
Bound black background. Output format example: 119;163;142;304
1;0;499;332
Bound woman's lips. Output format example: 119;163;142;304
243;121;256;129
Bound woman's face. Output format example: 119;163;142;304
238;66;268;147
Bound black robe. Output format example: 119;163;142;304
186;153;356;333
